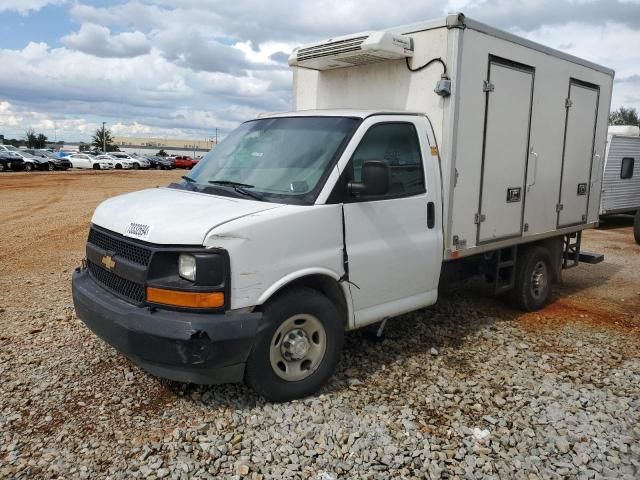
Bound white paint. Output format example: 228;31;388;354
92;187;283;245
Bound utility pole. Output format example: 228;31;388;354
215;128;218;145
102;121;106;152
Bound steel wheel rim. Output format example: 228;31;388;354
530;261;548;299
269;314;327;382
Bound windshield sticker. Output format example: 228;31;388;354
124;222;152;241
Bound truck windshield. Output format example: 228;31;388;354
185;116;358;204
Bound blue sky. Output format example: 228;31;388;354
1;0;639;142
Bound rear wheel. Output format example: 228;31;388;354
510;245;553;312
0;163;5;172
634;209;640;245
156;164;162;170
48;162;54;171
245;288;343;402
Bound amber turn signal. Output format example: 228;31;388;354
146;287;224;309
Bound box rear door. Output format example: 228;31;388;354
557;80;599;227
478;58;534;243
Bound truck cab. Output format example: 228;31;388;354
72;110;444;401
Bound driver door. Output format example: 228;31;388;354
342;116;443;326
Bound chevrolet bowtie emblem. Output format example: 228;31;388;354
101;255;116;271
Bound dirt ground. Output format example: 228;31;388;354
0;170;638;479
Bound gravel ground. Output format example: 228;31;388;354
1;171;639;479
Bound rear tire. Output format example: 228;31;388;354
48;162;54;171
634;209;640;245
245;288;343;402
0;163;5;172
510;245;553;312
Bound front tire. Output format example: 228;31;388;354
115;164;122;169
93;164;101;170
510;245;553;312
634;209;640;245
133;163;140;170
245;288;343;402
24;163;33;172
48;162;54;171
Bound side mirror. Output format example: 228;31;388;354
348;160;390;196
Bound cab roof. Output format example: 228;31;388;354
257;109;425;120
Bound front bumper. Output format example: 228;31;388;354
72;268;262;384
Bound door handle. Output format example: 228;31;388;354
427;201;435;229
527;148;538;191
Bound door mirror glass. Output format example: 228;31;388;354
348;160;390;196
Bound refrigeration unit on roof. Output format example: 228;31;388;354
288;31;414;71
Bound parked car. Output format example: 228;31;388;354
173;155;199;169
0;144;20;152
145;155;174;169
97;154;134;169
11;151;47;171
0;151;25;171
68;153;114;170
23;149;72;170
109;152;150;169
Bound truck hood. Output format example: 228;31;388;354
91;187;283;245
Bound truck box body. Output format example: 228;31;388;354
292;14;614;260
600;126;640;215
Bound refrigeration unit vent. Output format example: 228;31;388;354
289;31;414;71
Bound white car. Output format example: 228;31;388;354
68;153;114;170
97;154;133;170
109;152;150;169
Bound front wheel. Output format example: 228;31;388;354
132;163;140;170
24;163;33;172
48;162;54;171
93;164;101;170
245;288;343;402
510;246;553;311
634;209;640;245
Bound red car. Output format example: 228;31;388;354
173;156;199;169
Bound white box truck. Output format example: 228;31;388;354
73;13;614;401
599;125;640;243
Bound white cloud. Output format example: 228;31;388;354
62;23;151;58
0;0;65;15
2;0;640;143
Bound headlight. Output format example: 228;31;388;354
178;254;196;281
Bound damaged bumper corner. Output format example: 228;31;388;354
72;268;262;385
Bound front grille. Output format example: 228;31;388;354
88;261;145;303
88;227;152;266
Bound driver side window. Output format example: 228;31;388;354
350;122;425;198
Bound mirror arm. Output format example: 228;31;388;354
347;181;366;195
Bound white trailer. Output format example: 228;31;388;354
600;125;640;243
73;14;615;401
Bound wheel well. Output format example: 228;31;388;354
261;275;349;327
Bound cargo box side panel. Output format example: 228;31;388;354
601;136;640;214
449;28;613;256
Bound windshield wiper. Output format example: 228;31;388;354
182;175;196;182
208;180;264;201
